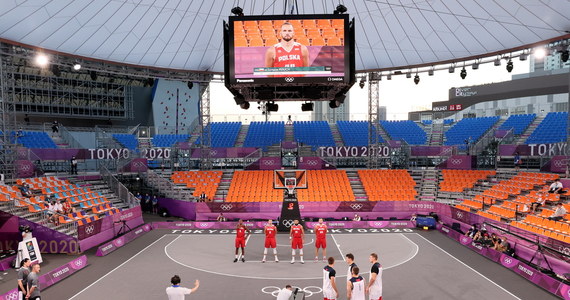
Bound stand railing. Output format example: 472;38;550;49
99;165;139;208
58;124;84;149
142;169;193;201
3;193;78;236
244;148;263;169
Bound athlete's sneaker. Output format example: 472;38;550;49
323;258;327;263
275;258;279;263
262;259;266;263
241;258;245;262
314;257;318;262
233;258;238;263
300;260;305;264
290;259;295;264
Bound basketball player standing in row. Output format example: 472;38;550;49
322;257;339;300
347;267;366;300
290;219;305;264
265;22;310;70
345;253;357;282
233;219;250;263
367;253;383;300
314;218;328;262
262;219;279;263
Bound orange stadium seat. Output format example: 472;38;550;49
234;38;247;47
326;37;342;46
296;170;355;202
303;20;317;29
243;21;258;29
171;171;222;200
358;169;417;201
439;170;495;193
249;38;265;47
226;171;282;202
311;37;326;46
317;19;331;28
295;36;310;46
264;37;279;46
321;28;337;38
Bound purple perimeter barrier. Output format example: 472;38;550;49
78;207;144;252
0;255;88;300
438;226;570;300
96;224;152;256
151;220;415;230
0;254;14;271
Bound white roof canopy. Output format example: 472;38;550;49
0;0;568;73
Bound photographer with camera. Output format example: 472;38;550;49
20;225;33;241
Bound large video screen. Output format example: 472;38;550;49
228;14;350;85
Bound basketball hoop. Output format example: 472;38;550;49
285;177;297;195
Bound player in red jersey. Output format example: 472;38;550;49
262;219;279;263
314;218;328;262
234;219;250;263
289;219;305;264
264;22;310;75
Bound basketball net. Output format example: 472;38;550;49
285;177;297;195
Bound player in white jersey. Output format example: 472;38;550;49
366;253;383;300
322;256;339;300
347;266;366;300
345;253;357;282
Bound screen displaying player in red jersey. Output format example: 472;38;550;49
289;219;305;264
314;218;328;262
262;219;279;263
234;219;251;263
264;22;309;72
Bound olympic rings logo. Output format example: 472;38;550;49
220;204;233;211
261;286;322;298
282;219;295;227
456;211;464;218
132;161;145;168
450;159;462;165
263;160;275;165
85;225;95;234
350;203;363;210
285;77;294;83
4;291;18;300
19;164;31;171
553;160;566;168
503;257;512;265
307;160;318;166
75;259;84;267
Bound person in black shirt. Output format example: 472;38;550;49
345;253;357;283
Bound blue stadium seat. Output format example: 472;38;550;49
444;116;500;149
443;119;454;125
243;121;285;151
421;120;433;125
293;121;336;151
152;134;190;147
499;114;536;135
196;122;242;148
113;134;138;150
380;120;427;145
525;112;567;144
14;131;57;149
336;121;384;146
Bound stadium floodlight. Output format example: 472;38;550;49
73;63;81;71
533;47;548;59
187;82;194;89
428;68;434;76
413;74;420;85
506;59;514;72
234;94;246;105
519;52;528;61
359;78;365;89
35;54;49;67
460;67;467;79
89;70;97;81
386;74;392;80
266;102;279;112
301;102;314;111
334;4;347;14
406;71;412;78
561;50;569;63
472;62;479;70
231;6;244;16
240;102;250;110
50;64;61;77
493;58;501;66
448;65;455;73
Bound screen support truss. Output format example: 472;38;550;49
368;72;380;168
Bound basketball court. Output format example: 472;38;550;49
47;229;558;300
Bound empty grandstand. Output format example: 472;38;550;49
293;121;336;150
444;116;500;149
243;121;285;151
498;113;536;135
525;112;568;144
337;121;384;146
380;120;427;145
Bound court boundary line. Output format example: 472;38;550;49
68;235;168;300
413;233;521;300
330;234;346;262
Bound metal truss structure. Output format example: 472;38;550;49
0;54;18;180
367;72;381;168
199;81;212;170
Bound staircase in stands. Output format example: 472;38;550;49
213;170;233;202
284;124;295;142
329;123;344;147
514;115;544;144
414;170;438;201
138;138;152;149
377;125;391;142
429;122;444;146
346;170;367;201
462;170;516;201
234;125;249;147
51;134;69;149
187;125;202;145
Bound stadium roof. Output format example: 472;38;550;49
0;0;568;73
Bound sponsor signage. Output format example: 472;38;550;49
454;87;478;97
95;224;152;256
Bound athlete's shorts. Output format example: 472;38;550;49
235;238;245;248
323;288;337;300
291;237;303;249
315;237;326;249
368;291;382;300
265;238;276;248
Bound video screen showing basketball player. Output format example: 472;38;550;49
264;22;310;74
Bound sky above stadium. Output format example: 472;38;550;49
211;60;530;121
